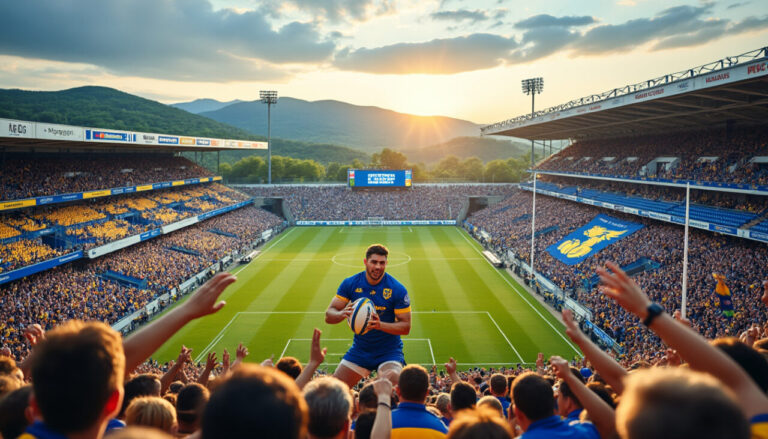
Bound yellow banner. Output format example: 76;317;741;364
213;176;223;181
180;137;195;145
199;177;210;182
0;198;37;211
83;190;112;199
136;185;153;192
172;180;185;186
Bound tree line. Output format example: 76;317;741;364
220;148;533;183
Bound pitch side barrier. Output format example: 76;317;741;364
519;184;768;244
0;200;254;286
295;220;456;226
0;176;223;212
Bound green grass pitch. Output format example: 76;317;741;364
152;226;581;370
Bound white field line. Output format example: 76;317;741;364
231;228;296;276
195;312;242;362
485;312;524;363
279;339;292;359
455;228;581;355
427;339;436;365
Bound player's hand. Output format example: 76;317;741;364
342;303;354;319
367;312;381;330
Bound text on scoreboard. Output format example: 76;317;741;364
348;169;412;188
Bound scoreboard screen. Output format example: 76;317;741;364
348;169;412;188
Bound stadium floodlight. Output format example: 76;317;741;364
260;90;278;184
521;77;543;169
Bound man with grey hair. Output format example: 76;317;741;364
435;393;452;427
303;377;353;439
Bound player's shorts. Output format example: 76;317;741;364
340;346;405;376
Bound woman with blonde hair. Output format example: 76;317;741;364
125;396;178;435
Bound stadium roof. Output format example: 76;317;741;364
482;47;768;140
0;117;267;152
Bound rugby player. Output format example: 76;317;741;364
325;244;412;388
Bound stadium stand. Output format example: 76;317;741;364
0;154;213;201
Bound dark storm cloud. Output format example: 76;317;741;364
0;0;337;81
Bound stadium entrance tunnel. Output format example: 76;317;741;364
465;196;507;219
255;197;287;220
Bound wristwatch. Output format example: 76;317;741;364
643;303;664;327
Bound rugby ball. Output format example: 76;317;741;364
348;298;376;335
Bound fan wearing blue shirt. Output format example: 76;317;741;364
325;244;412;388
511;372;599;439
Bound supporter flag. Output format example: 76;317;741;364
713;273;734;318
546;214;644;266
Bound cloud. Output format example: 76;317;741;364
514;14;597;29
261;0;394;23
576;5;715;53
431;9;489;23
727;2;750;9
333;34;518;74
0;0;336;82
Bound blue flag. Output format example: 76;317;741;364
546;214;644;266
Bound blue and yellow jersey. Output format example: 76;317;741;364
336;272;410;353
752;414;768;439
19;421;68;439
392;402;448;439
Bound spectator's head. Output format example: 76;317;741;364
168;381;184;394
120;373;162;418
555;366;586;417
357;382;379;412
303;377;352;439
586;382;616;409
202;364;308;439
447;408;514;439
351;412;376;439
176;383;210;433
0;356;23;382
511;372;555;431
489;374;507;398
436;393;452;418
276;356;303;379
397;365;430;404
616;368;749;439
28;320;124;435
0;375;22;398
477;396;504;418
105;426;174;439
125;396;177;434
451;382;477;412
712;337;768;392
0;385;33;439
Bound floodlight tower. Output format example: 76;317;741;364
521;77;543;169
260;90;278;184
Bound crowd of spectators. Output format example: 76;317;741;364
537;126;768;185
467;189;768;362
0;154;214;201
1;265;766;439
0;205;283;360
0;183;251;271
242;185;516;221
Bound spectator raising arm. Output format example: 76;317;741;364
198;352;218;387
161;345;191;394
295;328;327;390
122;272;236;373
561;309;628;395
551;355;617;439
598;261;768;418
371;378;393;439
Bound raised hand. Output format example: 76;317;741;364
261;354;275;368
549;355;570;380
180;273;236;320
23;324;45;346
444;357;457;375
309;328;327;366
672;310;691;327
597;262;652;319
222;348;230;372
236;343;249;361
205;352;217;371
666;348;682;366
177;345;192;365
373;377;393;401
562;309;585;343
762;280;768;307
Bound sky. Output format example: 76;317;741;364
0;0;765;124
